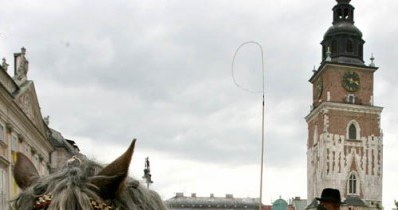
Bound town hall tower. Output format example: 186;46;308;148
306;0;383;209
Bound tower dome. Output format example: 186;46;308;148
337;0;351;4
321;0;365;65
271;198;289;210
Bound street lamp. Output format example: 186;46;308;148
143;157;153;188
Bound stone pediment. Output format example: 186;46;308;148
14;80;46;135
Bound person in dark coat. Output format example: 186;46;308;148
316;188;345;210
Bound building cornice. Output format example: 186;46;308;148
309;62;378;83
305;102;383;122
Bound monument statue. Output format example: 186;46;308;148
1;58;9;71
14;47;29;84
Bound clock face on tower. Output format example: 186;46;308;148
342;71;360;92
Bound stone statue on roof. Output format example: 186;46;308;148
44;116;50;125
14;47;29;84
17;47;29;76
1;58;9;72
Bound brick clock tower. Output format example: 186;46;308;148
306;0;383;209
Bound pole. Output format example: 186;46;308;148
259;41;265;210
259;93;265;210
231;41;265;210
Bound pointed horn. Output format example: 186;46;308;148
13;152;40;190
98;139;136;177
90;139;136;199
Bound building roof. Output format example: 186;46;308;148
320;0;365;66
343;196;368;207
49;128;78;154
324;22;362;38
272;198;288;210
165;193;259;209
306;199;318;210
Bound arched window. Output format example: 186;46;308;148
348;173;357;194
347;120;361;141
331;41;337;54
347;40;353;53
338;9;343;19
349;124;357;139
343;8;349;19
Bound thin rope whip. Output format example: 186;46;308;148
231;41;265;210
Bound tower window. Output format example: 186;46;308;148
346;94;355;104
347;120;360;140
349;124;357;139
338;9;343;19
331;41;337;54
343;8;349;19
347;40;353;53
348;173;357;194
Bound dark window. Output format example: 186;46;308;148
347;94;355;104
331;41;337;54
349;174;357;194
347;40;353;53
349;124;357;139
344;8;349;19
359;44;363;57
338;9;343;19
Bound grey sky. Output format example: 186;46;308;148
1;0;397;209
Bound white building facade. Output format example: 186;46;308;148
0;48;78;209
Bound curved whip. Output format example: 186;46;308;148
231;41;264;94
231;41;265;210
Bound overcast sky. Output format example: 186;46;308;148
1;0;397;209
